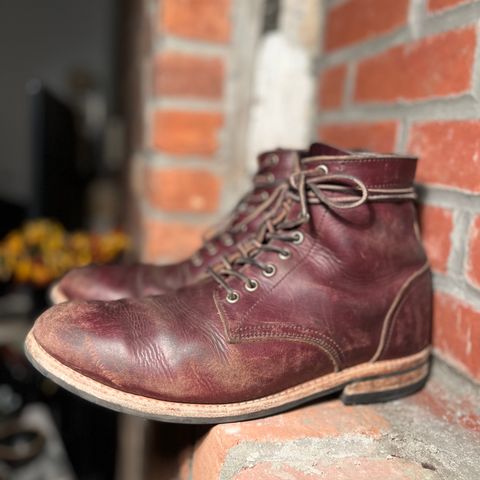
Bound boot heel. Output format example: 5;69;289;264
341;361;430;405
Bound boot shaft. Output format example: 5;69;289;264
292;152;431;365
298;153;427;278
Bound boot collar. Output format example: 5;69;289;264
302;150;418;189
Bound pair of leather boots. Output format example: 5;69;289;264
25;142;432;423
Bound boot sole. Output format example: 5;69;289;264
48;283;67;305
25;331;430;424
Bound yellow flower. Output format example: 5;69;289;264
0;218;130;285
43;229;64;252
23;220;49;245
3;232;24;257
70;232;91;252
75;251;92;266
31;263;52;286
14;258;32;283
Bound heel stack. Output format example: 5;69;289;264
341;361;430;405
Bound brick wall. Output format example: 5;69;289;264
317;0;480;381
134;0;262;264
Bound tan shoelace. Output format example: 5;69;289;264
190;167;290;267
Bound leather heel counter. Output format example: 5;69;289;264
377;265;433;361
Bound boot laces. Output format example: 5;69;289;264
209;168;416;303
190;168;283;266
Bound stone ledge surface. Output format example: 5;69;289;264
147;358;480;480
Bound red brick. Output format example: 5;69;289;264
191;401;390;479
318;65;347;110
160;0;231;43
408;120;480;192
142;218;206;262
467;215;480;288
325;0;409;51
145;167;221;213
234;458;436;480
354;27;475;103
152;110;223;156
433;292;480;381
154;52;224;99
418;205;453;273
428;0;471;12
319;121;398;152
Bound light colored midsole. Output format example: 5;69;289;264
25;331;430;419
343;362;430;396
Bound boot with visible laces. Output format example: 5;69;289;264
50;143;349;303
27;148;432;423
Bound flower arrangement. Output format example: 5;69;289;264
0;219;130;287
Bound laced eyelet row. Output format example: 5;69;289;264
227;278;260;303
221;232;305;302
224;264;276;302
213;165;382;307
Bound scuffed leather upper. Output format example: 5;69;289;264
33;150;432;404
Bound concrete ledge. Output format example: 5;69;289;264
146;358;480;480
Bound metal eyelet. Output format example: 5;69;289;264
262;264;276;277
266;173;275;184
240;224;248;233
260;191;269;201
206;245;218;256
267;153;279;166
245;279;259;292
226;291;240;304
292;232;304;245
278;249;291;260
316;164;329;174
222;237;234;247
191;256;203;267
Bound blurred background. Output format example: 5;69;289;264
1;0;480;479
0;1;315;478
0;2;130;479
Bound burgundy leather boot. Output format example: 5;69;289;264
50;143;349;303
26;150;432;423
